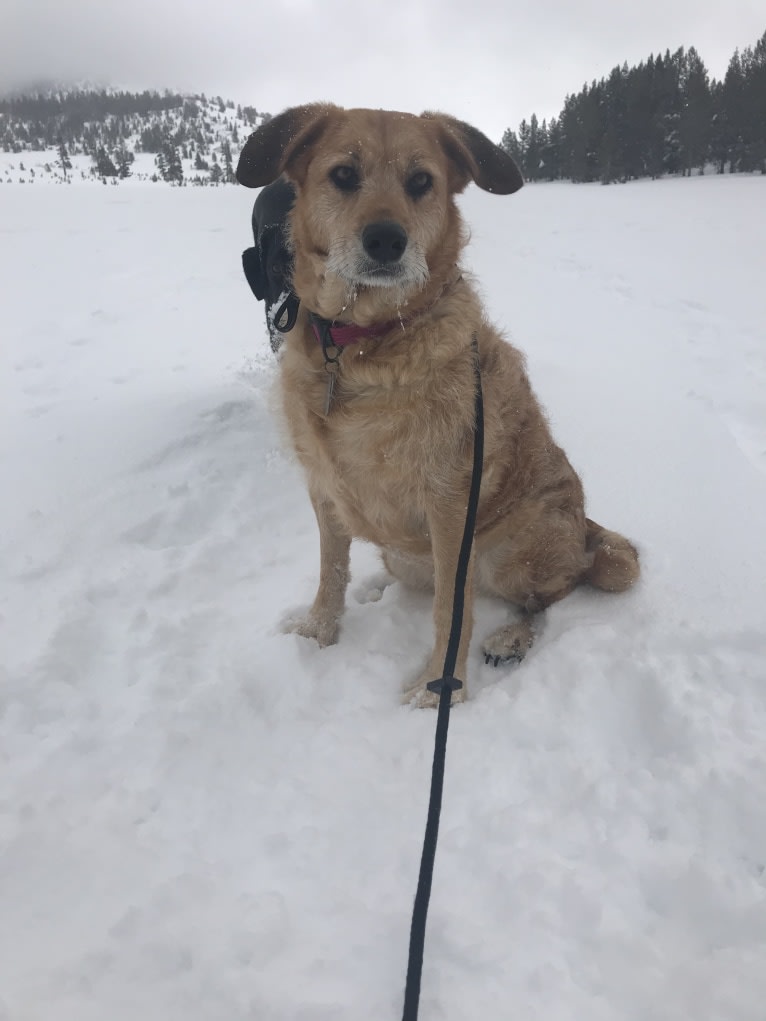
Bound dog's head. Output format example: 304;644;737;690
236;105;523;323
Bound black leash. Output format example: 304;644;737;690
401;336;484;1021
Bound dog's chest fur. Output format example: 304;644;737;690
278;314;479;553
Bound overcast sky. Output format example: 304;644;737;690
2;0;764;138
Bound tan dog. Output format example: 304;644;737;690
237;104;639;705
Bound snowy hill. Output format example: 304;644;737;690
0;88;267;186
2;173;766;1020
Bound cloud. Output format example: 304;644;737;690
2;0;763;138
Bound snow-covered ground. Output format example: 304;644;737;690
2;174;766;1020
0;150;232;187
1;150;158;185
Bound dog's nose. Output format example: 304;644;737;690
362;221;408;264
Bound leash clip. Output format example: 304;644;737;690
426;676;464;695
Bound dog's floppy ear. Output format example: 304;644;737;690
236;103;338;189
421;112;524;195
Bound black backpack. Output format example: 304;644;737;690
241;176;299;352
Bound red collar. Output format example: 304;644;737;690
309;313;407;348
307;274;462;350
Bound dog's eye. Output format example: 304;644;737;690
406;171;433;198
329;165;360;192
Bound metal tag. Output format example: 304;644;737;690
323;363;339;416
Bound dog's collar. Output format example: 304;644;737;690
308;311;411;348
308;272;463;351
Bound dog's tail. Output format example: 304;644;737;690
582;518;640;592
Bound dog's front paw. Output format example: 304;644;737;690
482;619;534;667
283;613;340;648
401;671;467;709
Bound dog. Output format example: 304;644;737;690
236;104;639;705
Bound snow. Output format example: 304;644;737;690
2;174;766;1020
0;150;159;185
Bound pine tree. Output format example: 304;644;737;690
517;119;531;176
524;114;543;180
709;81;729;174
114;142;133;178
501;128;522;165
599;65;629;183
754;32;766;172
542;117;563;180
221;139;235;183
157;140;184;184
93;146;117;178
679;48;712;175
721;50;746;171
646;52;678;178
57;137;72;180
741;33;766;172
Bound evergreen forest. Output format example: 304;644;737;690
501;31;766;182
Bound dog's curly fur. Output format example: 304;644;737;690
237;104;639;705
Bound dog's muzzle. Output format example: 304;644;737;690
327;219;427;291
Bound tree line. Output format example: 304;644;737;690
0;88;263;186
501;30;766;183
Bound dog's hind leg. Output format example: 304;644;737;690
478;514;639;667
477;510;589;667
